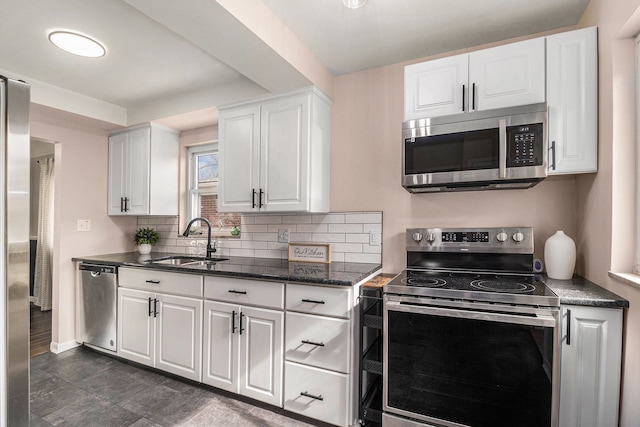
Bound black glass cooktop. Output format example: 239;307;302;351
385;269;559;306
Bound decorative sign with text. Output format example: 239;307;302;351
288;243;331;264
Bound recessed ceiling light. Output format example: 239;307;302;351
343;0;367;9
48;31;106;58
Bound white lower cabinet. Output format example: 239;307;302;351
284;361;349;427
203;300;284;407
559;305;623;427
284;283;357;427
117;287;202;382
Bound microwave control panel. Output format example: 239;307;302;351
507;123;543;167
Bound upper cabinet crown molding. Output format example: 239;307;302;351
404;38;545;120
218;86;331;213
108;123;180;216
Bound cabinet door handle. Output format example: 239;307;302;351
302;298;325;304
232;310;237;333
154;298;159;317
120;197;125;213
228;289;247;295
462;84;466;112
146;280;160;284
472;83;476;110
566;308;571;346
300;391;324;401
259;189;264;208
301;339;325;347
148;297;153;316
239;312;245;335
549;141;556;171
124;197;129;212
252;189;256;209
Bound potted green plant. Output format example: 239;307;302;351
134;227;159;254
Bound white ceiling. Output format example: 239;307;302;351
1;0;590;131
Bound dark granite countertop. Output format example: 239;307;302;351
72;252;382;287
543;274;629;308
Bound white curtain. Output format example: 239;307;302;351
33;157;54;311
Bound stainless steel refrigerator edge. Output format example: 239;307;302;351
0;77;31;426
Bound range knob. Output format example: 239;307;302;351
426;232;436;244
512;232;525;243
496;232;508;243
412;232;423;243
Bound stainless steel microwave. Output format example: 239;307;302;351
402;103;548;193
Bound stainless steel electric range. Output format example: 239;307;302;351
383;227;560;427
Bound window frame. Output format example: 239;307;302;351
635;34;640;273
187;142;218;224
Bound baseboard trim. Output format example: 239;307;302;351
50;340;80;354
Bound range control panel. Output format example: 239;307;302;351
407;227;534;254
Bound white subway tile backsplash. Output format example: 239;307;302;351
346;213;382;224
138;211;382;264
328;223;363;234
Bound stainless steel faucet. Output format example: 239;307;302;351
182;217;216;258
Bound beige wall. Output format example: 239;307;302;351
30;105;136;349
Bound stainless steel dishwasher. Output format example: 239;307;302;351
80;263;118;351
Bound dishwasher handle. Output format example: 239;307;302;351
79;263;117;275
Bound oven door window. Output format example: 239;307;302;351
386;309;553;427
404;128;499;175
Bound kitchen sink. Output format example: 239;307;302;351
147;256;229;266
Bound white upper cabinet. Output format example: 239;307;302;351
546;27;598;174
108;123;179;216
469;38;546;111
404;54;469;118
218;86;331;213
404;38;545;120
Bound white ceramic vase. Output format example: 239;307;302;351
138;243;152;255
544;231;576;280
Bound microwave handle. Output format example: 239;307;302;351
499;118;507;178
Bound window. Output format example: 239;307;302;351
187;144;239;232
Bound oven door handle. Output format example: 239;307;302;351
386;301;556;328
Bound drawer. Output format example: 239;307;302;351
284;361;349;427
285;312;350;373
286;284;351;318
204;276;284;309
119;267;202;298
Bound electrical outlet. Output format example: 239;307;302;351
77;219;91;232
278;228;290;243
369;230;381;246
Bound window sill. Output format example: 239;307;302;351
608;271;640;291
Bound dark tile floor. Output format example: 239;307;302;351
30;347;320;427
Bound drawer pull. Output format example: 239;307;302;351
301;339;325;347
146;280;160;284
300;391;324;401
228;290;247;295
301;298;325;304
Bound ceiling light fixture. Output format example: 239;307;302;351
48;31;106;58
343;0;367;9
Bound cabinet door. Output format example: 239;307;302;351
117;288;155;367
124;127;151;215
469;37;545;111
107;133;127;215
560;305;622;427
202;300;239;393
218;106;261;212
404;54;468;120
156;294;202;382
547;27;598;175
239;306;283;406
260;94;310;212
